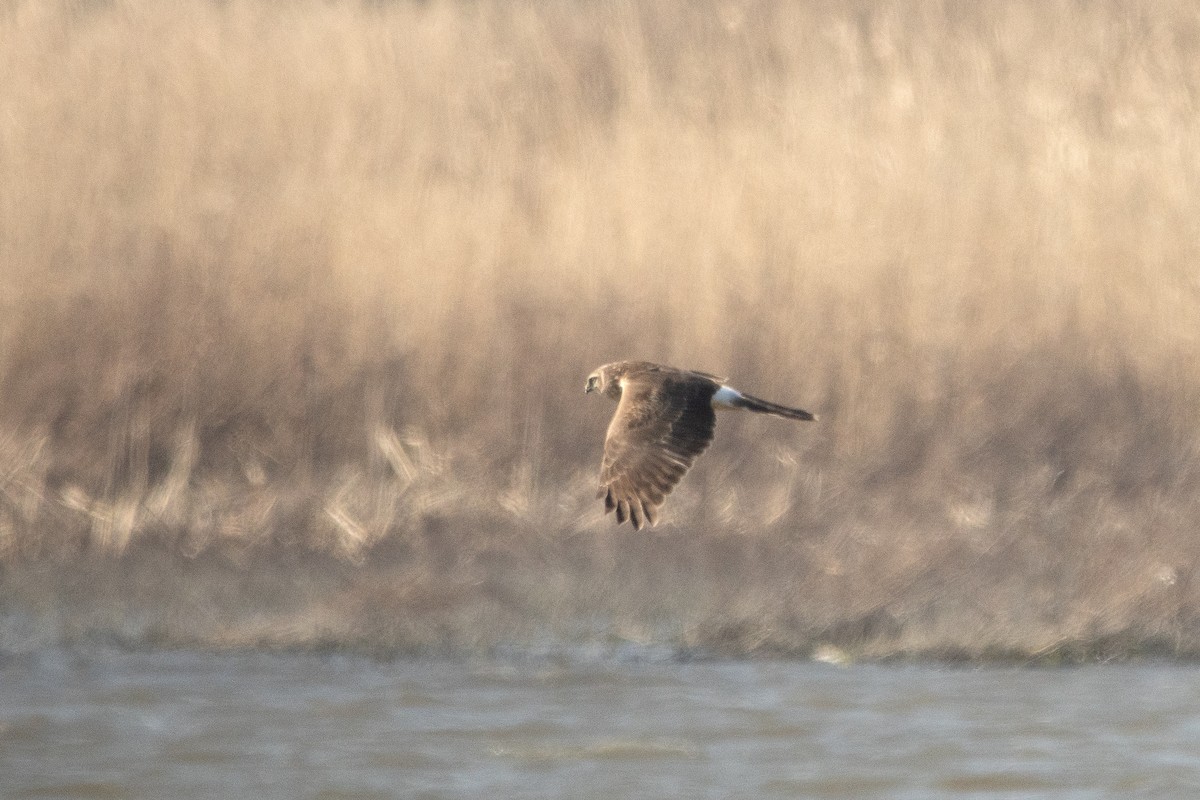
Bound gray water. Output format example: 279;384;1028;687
3;648;1200;799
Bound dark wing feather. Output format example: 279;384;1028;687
597;374;718;529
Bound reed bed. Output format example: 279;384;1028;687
2;0;1200;660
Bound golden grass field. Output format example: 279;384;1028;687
2;0;1200;660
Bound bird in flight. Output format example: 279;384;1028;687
585;361;816;530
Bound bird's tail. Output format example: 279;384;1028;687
730;392;817;421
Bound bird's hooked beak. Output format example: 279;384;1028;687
585;376;596;394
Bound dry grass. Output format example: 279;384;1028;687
2;0;1200;660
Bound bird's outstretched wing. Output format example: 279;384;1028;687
597;373;717;530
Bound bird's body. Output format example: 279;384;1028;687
585;361;816;529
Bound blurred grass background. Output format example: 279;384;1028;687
2;0;1200;660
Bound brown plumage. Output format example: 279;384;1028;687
584;361;816;530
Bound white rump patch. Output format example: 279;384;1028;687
711;385;743;409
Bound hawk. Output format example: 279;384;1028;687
585;361;816;530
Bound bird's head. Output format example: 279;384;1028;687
584;363;622;399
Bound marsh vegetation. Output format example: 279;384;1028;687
2;0;1199;660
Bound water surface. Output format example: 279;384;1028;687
3;648;1199;799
